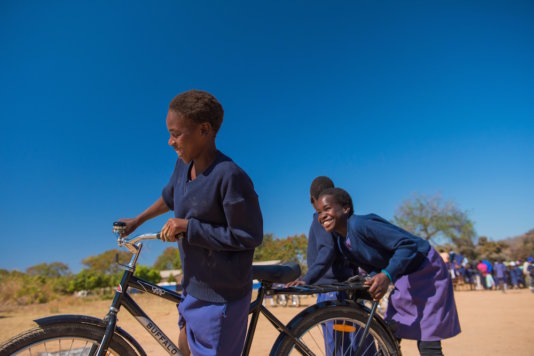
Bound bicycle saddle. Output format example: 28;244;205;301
252;262;301;284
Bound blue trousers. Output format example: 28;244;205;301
178;292;251;356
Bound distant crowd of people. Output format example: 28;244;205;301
439;250;534;292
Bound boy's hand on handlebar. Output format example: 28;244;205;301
161;218;188;242
117;218;140;237
364;273;390;301
286;280;305;287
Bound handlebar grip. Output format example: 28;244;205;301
113;221;127;227
156;232;185;240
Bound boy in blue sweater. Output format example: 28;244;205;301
315;187;460;356
118;90;263;356
287;176;356;354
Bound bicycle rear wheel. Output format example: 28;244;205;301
0;322;138;355
271;303;399;356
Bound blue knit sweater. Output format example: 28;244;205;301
162;151;263;303
338;214;430;282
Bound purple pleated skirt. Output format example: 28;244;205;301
384;247;461;341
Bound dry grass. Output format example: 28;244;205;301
1;289;533;355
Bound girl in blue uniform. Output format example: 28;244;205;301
315;188;461;356
118;90;263;355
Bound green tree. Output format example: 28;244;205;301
67;269;121;292
393;194;476;258
82;249;131;274
254;233;308;266
153;247;181;270
476;236;507;261
253;234;277;262
135;265;162;284
26;262;71;278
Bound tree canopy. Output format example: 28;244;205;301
26;262;71;278
81;249;131;274
254;233;308;267
153;247;181;270
393;194;476;257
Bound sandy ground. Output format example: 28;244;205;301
1;289;533;355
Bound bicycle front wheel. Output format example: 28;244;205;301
272;303;399;356
0;322;138;355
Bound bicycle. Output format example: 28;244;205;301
0;223;400;355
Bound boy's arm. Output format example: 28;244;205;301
185;172;263;251
303;224;336;285
119;197;169;236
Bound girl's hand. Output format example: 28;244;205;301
286;280;305;287
117;218;140;237
364;273;390;301
161;218;188;242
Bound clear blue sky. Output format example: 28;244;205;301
1;1;533;272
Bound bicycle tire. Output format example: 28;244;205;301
271;302;399;356
0;322;139;355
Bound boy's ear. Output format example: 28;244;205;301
200;122;211;136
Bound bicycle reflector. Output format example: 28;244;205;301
332;324;357;333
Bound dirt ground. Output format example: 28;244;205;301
1;289;533;355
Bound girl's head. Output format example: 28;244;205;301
316;187;354;234
166;90;224;163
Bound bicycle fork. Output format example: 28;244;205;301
355;300;379;356
95;307;119;356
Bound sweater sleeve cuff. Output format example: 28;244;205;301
381;269;393;283
186;217;197;242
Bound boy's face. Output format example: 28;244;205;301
316;194;350;233
166;110;210;163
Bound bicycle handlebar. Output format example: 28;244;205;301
118;232;162;246
113;221;184;254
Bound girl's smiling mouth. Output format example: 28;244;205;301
320;215;335;230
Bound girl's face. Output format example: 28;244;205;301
166;110;210;163
316;194;350;233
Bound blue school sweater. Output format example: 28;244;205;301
162;151;263;303
304;214;355;285
338;214;430;282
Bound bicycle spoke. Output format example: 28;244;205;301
281;314;394;356
68;338;75;355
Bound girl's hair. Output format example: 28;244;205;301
310;176;334;200
169;90;224;133
318;187;354;215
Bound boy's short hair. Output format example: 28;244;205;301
310;176;334;200
319;187;354;215
169;90;224;133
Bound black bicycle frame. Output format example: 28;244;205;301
242;283;315;356
97;269;184;356
95;260;377;356
96;267;315;356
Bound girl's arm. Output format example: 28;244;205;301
363;216;421;282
